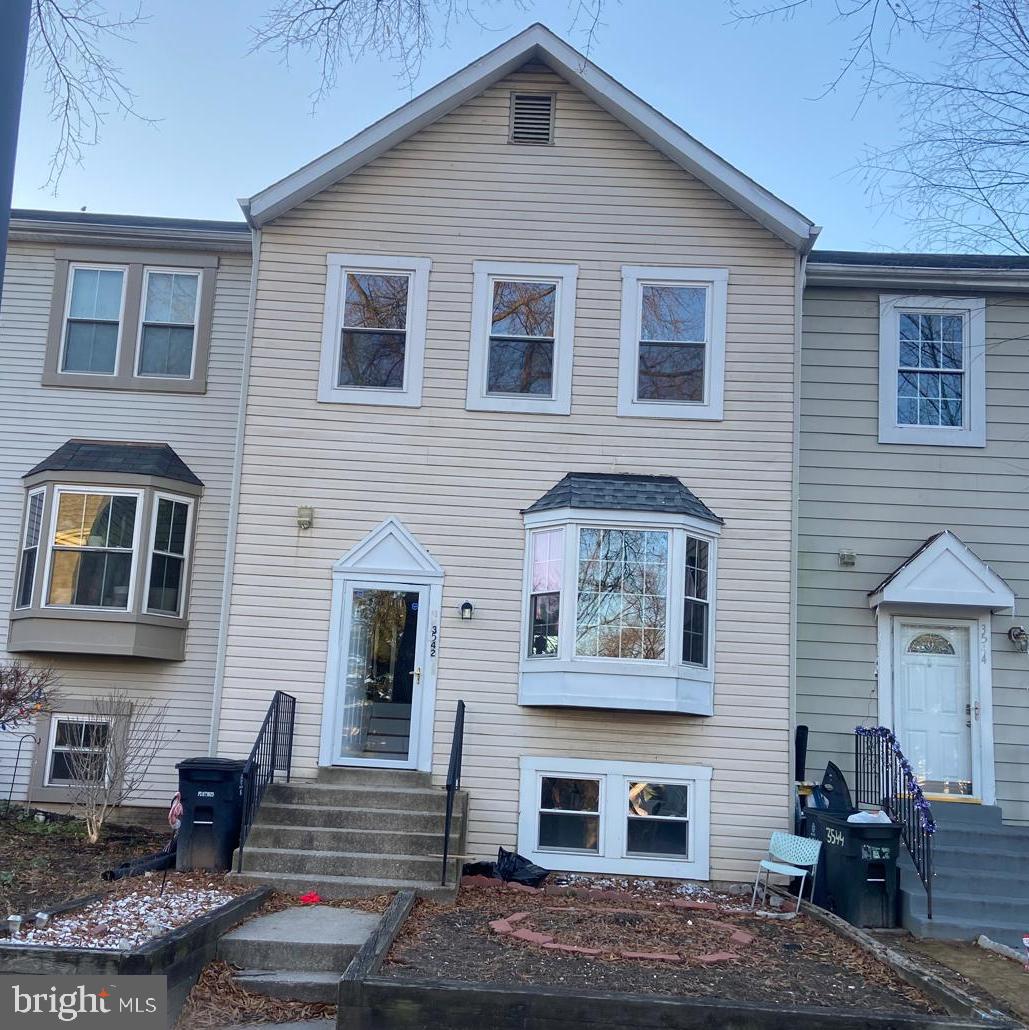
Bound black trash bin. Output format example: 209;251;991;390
175;757;246;871
806;809;902;928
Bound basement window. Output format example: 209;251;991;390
509;93;555;145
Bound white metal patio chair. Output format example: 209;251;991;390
751;831;822;910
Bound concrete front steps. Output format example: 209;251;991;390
218;905;379;1002
232;766;467;901
900;802;1029;950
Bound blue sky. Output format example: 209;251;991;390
14;1;924;250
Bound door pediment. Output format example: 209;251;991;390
869;531;1014;610
333;517;444;581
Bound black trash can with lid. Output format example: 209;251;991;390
806;809;902;928
175;757;246;871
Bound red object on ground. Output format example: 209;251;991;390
299;891;322;905
167;792;183;830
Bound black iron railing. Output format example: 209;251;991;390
854;725;935;919
440;699;465;886
236;691;296;873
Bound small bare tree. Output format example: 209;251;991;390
0;660;60;732
64;690;169;843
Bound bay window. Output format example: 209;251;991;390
521;474;722;715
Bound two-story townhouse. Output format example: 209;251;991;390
0;209;252;816
212;24;819;895
798;250;1029;947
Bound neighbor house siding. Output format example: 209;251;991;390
798;284;1029;824
217;64;798;878
0;240;250;806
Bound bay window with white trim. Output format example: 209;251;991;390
520;509;719;715
617;266;728;420
519;757;712;878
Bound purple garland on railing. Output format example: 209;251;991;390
855;725;937;835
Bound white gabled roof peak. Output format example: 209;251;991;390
242;23;818;251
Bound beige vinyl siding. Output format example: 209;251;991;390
218;64;798;879
799;285;1029;824
0;241;250;806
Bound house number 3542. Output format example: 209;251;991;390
430;625;438;658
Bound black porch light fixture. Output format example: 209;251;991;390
460;601;474;620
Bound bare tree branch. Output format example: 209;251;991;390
0;661;60;731
27;0;150;190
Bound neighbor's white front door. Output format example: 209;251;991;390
892;618;982;798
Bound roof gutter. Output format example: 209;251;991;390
9;215;251;253
807;261;1029;291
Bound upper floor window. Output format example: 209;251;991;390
319;253;431;407
617;266;728;421
466;261;577;414
44;249;217;393
878;295;986;447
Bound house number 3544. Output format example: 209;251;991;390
430;625;438;658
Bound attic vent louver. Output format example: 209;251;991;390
510;92;555;145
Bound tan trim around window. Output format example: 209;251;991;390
42;248;218;394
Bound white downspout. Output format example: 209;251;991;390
208;225;262;755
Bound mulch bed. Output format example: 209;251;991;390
0;810;168;916
175;959;336;1029
384;883;941;1014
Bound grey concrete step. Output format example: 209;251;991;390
232;970;339;1004
245;823;461;855
903;908;1027;951
902;885;1029;924
239;845;461;882
930;803;1004;828
263;781;450;812
930;846;1026;875
931;824;1029;851
314;767;433;787
217;905;379;973
253;802;463;833
901;863;1029;895
231;869;457;901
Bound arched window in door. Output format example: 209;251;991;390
907;632;955;655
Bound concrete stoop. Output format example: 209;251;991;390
231;766;467;902
900;802;1029;951
218;905;380;1003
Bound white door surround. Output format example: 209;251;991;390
319;518;444;772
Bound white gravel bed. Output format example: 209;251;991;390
9;885;237;951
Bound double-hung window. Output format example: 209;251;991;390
466;261;577;414
45;715;111;785
319;254;431;406
519;757;712;878
45;250;217;392
15;489;45;610
146;495;193;616
618;266;728;420
878;295;986;447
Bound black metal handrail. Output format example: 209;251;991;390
440;699;465;886
236;691;296;873
854;725;935;919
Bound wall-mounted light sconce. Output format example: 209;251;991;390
1008;625;1028;653
460;601;474;620
296;506;315;531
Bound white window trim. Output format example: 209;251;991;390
41;485;145;613
878;295;986;447
14;488;45;610
59;263;129;378
518;756;712;878
43;713;113;788
465;260;578;415
617;266;728;421
135;267;202;380
319;253;431;407
519;507;719;716
144;492;195;618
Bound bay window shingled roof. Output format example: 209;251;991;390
524;472;722;524
24;440;203;487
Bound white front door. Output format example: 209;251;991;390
332;580;430;768
893;618;981;798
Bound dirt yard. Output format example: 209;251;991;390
384;882;942;1015
0;810;169;916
